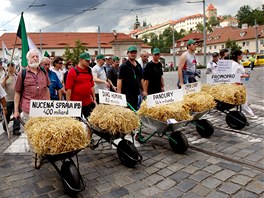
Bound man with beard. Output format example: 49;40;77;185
117;46;144;110
14;49;50;122
143;48;164;95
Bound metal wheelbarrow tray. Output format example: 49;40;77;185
215;100;249;130
138;116;190;154
87;122;143;168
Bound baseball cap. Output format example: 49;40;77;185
79;52;91;61
113;56;120;61
152;48;161;55
96;54;105;60
187;39;196;45
127;46;137;52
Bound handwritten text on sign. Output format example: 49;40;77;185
182;82;201;94
29;100;82;117
206;73;241;84
99;89;127;106
147;89;183;108
217;60;233;73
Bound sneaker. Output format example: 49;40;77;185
246;115;259;120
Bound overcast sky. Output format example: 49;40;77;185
0;0;262;35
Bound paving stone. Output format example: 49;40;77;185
246;180;264;194
114;176;134;186
201;178;222;189
240;169;261;178
170;171;190;182
110;187;129;197
158;188;183;198
245;153;264;162
231;174;253;185
140;185;162;197
216;161;243;172
124;181;148;192
157;168;174;177
191;160;211;169
189;170;211;182
142;174;164;186
203;164;222;174
34;185;56;195
175;179;197;193
233;149;255;157
153;161;167;169
214;169;236;181
1;188;21;197
190;184;211;197
94;182;116;193
205;156;222;164
177;156;197;165
181;165;199;174
156;178;176;190
232;190;259;198
206;190;230;198
129;171;149;181
218;182;241;195
166;162;184;172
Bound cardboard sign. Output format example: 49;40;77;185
206;73;242;84
217;60;233;73
99;89;127;106
182;82;201;94
29;100;82;117
147;90;183;108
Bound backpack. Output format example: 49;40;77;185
72;66;93;83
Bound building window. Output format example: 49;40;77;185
94;51;98;55
246;41;249;46
51;51;55;57
209;46;212;50
214;45;217;49
222;44;225;48
242;42;245;46
260;40;264;44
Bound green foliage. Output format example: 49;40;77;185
225;39;241;52
142;27;184;53
63;40;87;65
236;5;264;27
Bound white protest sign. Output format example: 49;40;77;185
182;82;201;95
206;73;242;84
217;60;233;73
99;89;127;106
29;100;82;117
147;89;183;108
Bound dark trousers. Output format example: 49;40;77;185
82;102;96;119
95;93;99;104
2;101;20;133
250;62;254;70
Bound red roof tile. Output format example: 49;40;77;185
206;3;216;11
0;32;149;49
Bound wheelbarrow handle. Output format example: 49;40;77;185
17;117;25;126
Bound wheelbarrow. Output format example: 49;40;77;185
189;110;214;138
137;116;189;154
215;100;249;130
19;118;85;197
81;117;143;168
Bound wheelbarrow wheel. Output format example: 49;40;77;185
169;132;188;154
61;160;81;196
226;111;247;130
195;119;214;138
117;139;139;168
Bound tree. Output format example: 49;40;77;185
225;39;241;53
236;5;264;27
63;40;87;64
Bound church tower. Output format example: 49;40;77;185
206;3;217;20
134;15;140;30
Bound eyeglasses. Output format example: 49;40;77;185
68;64;73;66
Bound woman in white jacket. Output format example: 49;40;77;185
231;49;258;119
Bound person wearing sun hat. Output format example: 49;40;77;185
143;48;164;96
117;46;144;110
178;39;198;88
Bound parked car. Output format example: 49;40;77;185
241;59;251;67
255;54;264;66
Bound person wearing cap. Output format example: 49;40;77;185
1;61;20;135
89;57;96;68
178;39;198;87
104;56;113;74
66;52;96;118
117;46;143;110
143;48;164;96
107;56;120;92
92;54;110;104
0;58;7;79
14;49;50;122
206;52;219;74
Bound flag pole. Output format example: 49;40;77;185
10;34;18;64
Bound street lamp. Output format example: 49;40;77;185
187;0;206;66
172;23;176;70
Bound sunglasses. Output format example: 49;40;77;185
68;64;74;66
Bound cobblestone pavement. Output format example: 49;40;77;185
0;67;263;198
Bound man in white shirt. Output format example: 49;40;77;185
206;52;219;74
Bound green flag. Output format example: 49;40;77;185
17;12;29;67
44;51;50;58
